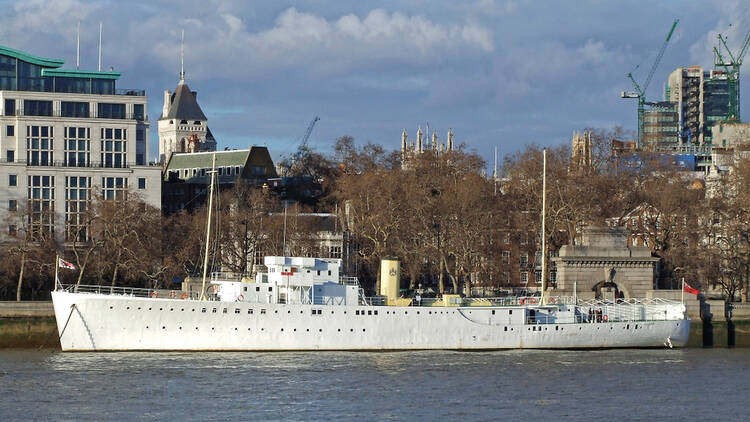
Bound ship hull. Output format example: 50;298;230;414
52;291;690;351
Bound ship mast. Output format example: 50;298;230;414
200;153;217;300
540;149;547;306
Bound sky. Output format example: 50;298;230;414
1;0;750;169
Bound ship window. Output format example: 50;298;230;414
374;310;378;315
109;306;113;309
256;287;260;292
244;287;247;292
268;287;272;292
235;308;240;314
509;310;512;315
281;328;284;332
328;270;331;276
416;311;420;315
317;270;320;276
492;310;495;315
319;329;322;332
350;329;354;332
212;308;217;313
261;309;266;314
223;308;228;314
312;310;317;315
368;310;372;315
504;327;507;332
248;309;253;314
556;326;559;331
356;310;359;315
627;324;630;329
201;308;206;313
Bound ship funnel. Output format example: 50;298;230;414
379;259;400;304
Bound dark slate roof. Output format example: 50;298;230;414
161;81;207;121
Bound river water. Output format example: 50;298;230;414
1;348;748;421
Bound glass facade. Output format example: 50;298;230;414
0;53;120;95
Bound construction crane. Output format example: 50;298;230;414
622;19;679;147
713;29;750;121
288;116;320;176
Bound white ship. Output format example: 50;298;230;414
51;257;689;351
51;151;690;351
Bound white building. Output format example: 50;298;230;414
0;44;161;244
157;70;216;162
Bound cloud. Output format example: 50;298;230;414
141;7;494;81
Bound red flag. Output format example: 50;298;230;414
683;282;699;295
59;258;76;270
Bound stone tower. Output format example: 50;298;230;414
157;39;216;162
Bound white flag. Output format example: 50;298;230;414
59;258;76;270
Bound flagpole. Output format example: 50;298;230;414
681;277;684;305
55;253;60;291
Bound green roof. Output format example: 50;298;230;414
165;150;251;171
41;68;121;80
0;45;64;68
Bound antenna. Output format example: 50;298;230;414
98;22;102;71
76;21;80;70
180;29;185;81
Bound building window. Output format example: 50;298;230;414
60;101;90;118
64;127;90;167
502;272;510;285
503;232;510;244
101;176;127;200
100;128;127;168
329;245;342;259
27;175;55;238
9;174;17;186
133;104;145;121
8;224;17;236
65;176;90;242
6;150;14;162
138;178;146;189
536;271;542;284
502;250;510;265
26;125;54;166
520;252;528;266
6;125;13;137
23;100;52;116
520;271;528;285
4;99;15;116
8;199;17;211
97;103;126;119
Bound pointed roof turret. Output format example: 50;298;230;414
160;82;207;121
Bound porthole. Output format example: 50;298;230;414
179;327;182;330
338;329;341;332
195;327;199;330
146;326;149;329
169;308;173;311
148;308;152;311
212;327;215;331
504;327;507;331
306;329;310;332
162;326;166;329
159;308;163;311
350;329;354;332
109;306;113;309
181;308;185;312
362;329;366;332
281;328;284;332
138;307;141;310
319;329;322;332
